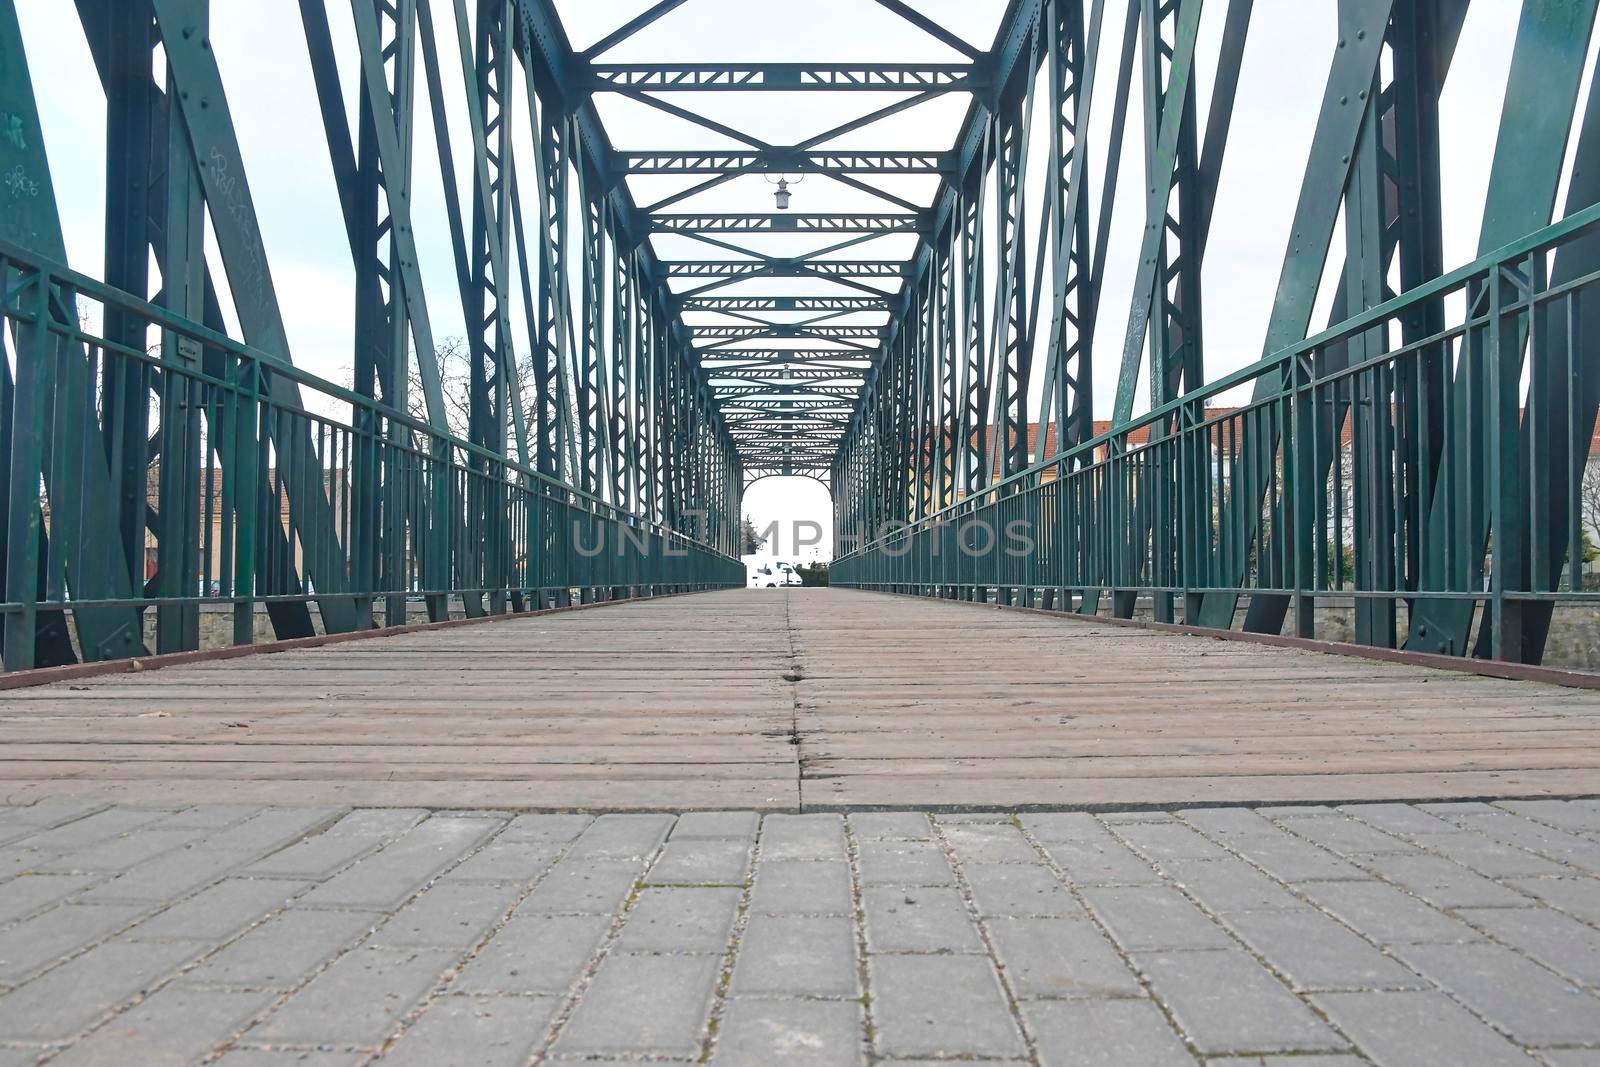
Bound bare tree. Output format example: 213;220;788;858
1577;460;1600;589
740;515;766;555
392;337;541;451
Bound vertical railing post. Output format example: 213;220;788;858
2;271;49;672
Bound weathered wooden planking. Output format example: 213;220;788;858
0;588;1596;809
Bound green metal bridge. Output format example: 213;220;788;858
2;0;1600;675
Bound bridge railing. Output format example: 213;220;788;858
0;240;742;671
834;203;1600;662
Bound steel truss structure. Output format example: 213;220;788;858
834;0;1600;668
0;0;743;671
5;0;1600;671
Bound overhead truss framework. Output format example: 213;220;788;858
7;0;1600;671
556;1;1013;482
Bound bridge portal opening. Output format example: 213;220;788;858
741;476;834;569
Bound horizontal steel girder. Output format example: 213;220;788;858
689;325;883;339
679;296;892;311
652;213;925;233
590;63;985;91
664;260;907;277
616;151;949;174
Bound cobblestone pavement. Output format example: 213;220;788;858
0;802;1597;1064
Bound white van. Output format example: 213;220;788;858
743;555;804;588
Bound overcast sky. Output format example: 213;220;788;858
13;0;1579;559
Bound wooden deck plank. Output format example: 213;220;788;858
0;588;1596;809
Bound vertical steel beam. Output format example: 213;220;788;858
0;0;145;664
1406;0;1599;657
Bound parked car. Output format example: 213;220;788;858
742;555;804;588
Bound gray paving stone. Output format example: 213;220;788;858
712;998;862;1065
1340;803;1469;837
941;823;1038;864
671;811;759;840
0;873;96;925
749;859;853;915
497;813;594;843
0;801;108;832
1026;998;1193;1066
856;840;955;887
517;859;640;913
213;1051;365;1066
367;880;520;949
0;938;201;1041
1079;885;1232;951
128;877;310;942
1404;830;1568;878
203;808;346;856
1100;811;1177;824
1278;814;1414;856
159;805;266;830
646;838;752;885
1497;799;1600;834
860;886;982;953
1355;852;1530;908
616;886;740;952
1036;835;1163;886
1295;879;1480;944
0;903;148;983
1508;875;1600;924
760;815;848;861
1160;857;1303;912
78;845;256;904
1395;940;1600;1045
0;848;46;880
1178;806;1283;839
296;816;498;911
1135;949;1344;1055
733;915;858;996
554;952;719;1056
1455;904;1600;984
986;916;1142;999
380;994;559;1067
1313;989;1528;1066
34;829;209;875
938;811;1012;824
1418;802;1500;816
847;812;932;840
1113;820;1232;861
47;985;273;1067
868;954;1025;1059
241;829;388;880
183;907;381;989
1221;829;1369;882
442;841;560;884
242;809;423;880
962;862;1080;917
1219;907;1424;991
1458;812;1600;874
452;911;612;994
249;945;455;1046
7;802;1599;1066
564;814;673;861
1021;812;1108;841
13;809;171;852
1539;1052;1600;1067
